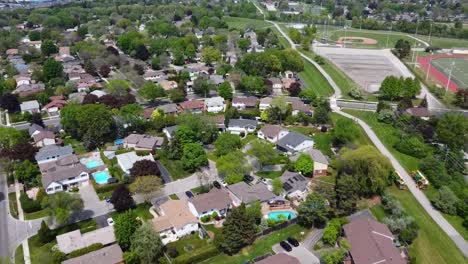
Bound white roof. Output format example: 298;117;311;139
56;226;116;254
116;151;155;174
205;96;225;107
20;100;40;111
90;90;107;98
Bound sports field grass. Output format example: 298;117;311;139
430;57;468;87
417;35;468;49
330;29;417;49
223;16;271;30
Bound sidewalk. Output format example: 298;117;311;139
14;179;31;264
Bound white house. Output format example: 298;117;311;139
205;96;225;113
306;149;329;176
226;119;258;135
152;200;199;244
116;151;155;175
35;145;74;164
259;97;273;111
258;124;289;143
188;189;233;219
20;100;40;114
40;155;89;194
276;131;314;155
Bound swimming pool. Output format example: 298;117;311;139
80;157;104;169
93;171;110;185
267;211;296;221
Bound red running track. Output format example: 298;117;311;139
416;54;466;93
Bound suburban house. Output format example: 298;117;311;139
281;78;295;90
44;99;68;115
28;124;45;137
62;244;124;264
209;74;225;87
163;125;179;140
343;215;407;264
143;107;155;120
205;96;225;113
289;100;312;116
152;200;199;244
226;119;258;135
188;189;233;219
90;90;107;98
116;151;155;174
231;96;258;110
14;83;45;97
227;182;275;206
143;69;166;82
258;124;289;143
307;149;329;176
276;131;314;155
15;75;31;86
33;131;57;147
124;134;164;151
20;100;40;114
279;171;309;200
157;103;179;115
211;115;226;131
35;145;74;164
259;97;273;110
159;80;178;91
268;77;283;91
56;226;116;254
179;100;205;113
40;155;89;194
256;253;300;264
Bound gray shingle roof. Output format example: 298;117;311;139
280;171;307;194
62;244;123;264
41;163;88;188
28;124;44;136
228;119;258;128
35;145;74;162
228;182;275;204
190;189;232;213
307;149;329;165
157;103;178;114
276;131;313;152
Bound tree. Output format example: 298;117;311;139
41;192;84;225
0;94;20;112
201;46;221;64
341;146;392;196
99;65;111;78
106;79;130;97
240;76;267;94
214;133;242;156
272;178;283;195
379;76;402;101
287;82;301;96
299;89;317;103
177;114;218;144
436;113;467;150
237;38;251;52
42;58;63;81
402;77;421;98
181;143;208;172
129;176;162;202
394;39;411;58
216;151;250;184
130;223;163;263
110;185;135;212
134;44;150;61
288;28;302;44
130;160;160;177
41;40;58;56
313;103;330;124
29;112;44;127
114;210;142;251
138;82;166;102
193;76;214;96
295;154;314;176
6;142;38;161
218;204;256;254
37;220;54;244
247;140;278;168
14;160;39;183
169;89;185;103
332;117;360;145
432;186;459;215
297;192;329;227
218;81;233;100
0;127;26;150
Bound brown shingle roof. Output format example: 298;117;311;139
232;96;258;107
260;124;286;139
153;200;198;231
62;244;123;264
179;100;205;111
190;189;232;214
256;253;300;264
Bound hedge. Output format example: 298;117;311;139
172;245;219;264
19;193;42;213
68;243;103;258
94;182;122;194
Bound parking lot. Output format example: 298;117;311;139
272;243;320;264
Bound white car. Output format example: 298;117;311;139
107;217;114;226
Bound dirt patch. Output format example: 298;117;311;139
337;37;378;45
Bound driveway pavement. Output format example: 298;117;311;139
156;160;172;184
272;243;320;264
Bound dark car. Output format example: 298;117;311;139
243;174;254;183
107;177;118;184
213;181;221;189
287;237;299;247
185;191;194;198
280;241;292;252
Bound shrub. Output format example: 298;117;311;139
394;136;431;158
200;215;211;223
68;243;103;258
211;212;219;219
20;193;41;213
94;183;122;194
37;221;55;244
166;245;179;258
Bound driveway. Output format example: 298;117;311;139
272;243;320;264
72;184;113;225
156;160;172;184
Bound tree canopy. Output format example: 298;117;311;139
110;185;135;212
114;210;142;251
41;192;84;225
217;204;256;254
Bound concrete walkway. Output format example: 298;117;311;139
14;180;31;264
250;1;468;257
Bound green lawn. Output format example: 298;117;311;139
203;224;308;264
167;233;217;262
299;61;334;97
9;192;18;219
369;205;386;222
111;203;154;221
62;137;86;155
25;210;48;220
417;34;468;49
255;171;283;179
169;194;179;200
158;157;191;180
15;244;24;264
330;29;419;49
223;16;271;30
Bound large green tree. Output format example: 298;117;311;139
106;79;130;97
436;113;467;150
332;117;360;145
214;133;242;156
217;204;256;254
181;143;208;172
138;82;166;102
114;210;142;251
216;151;250;184
297;192;329;228
247;140;278;168
295;154;314;176
41;192;84;225
42;58;63;81
41;39;58;56
130;223;163;263
379;76;403;101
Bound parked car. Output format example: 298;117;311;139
220;179;228;187
107;218;114;226
185;191;194;198
243;174;254;183
280;241;292;252
107;177;118;184
105;198;111;203
287;237;299;247
213;181;221;189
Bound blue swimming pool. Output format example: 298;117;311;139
267;211;296;221
86;160;100;169
93;171;110;185
114;139;124;145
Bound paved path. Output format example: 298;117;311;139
156;160;173;184
252;2;468;257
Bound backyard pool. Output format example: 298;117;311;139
93;171;111;185
267;211;296;221
80;154;104;169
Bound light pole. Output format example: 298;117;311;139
428;23;433;46
411;20;419;63
386;24;392;49
425;52;433;81
445;61;455;94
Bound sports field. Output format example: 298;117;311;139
417;54;468;92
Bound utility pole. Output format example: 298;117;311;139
425;52;433;81
343;22;347;48
386;24;392;49
445;61;455;94
411;20;419;64
428;23;433;46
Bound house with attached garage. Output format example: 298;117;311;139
124;134;164;151
33;131;57;148
152;200;199;244
35;145;74;164
231;96;258;110
28;124;45;137
205;96;225;113
39;155;89;194
226;119;258;135
276;131;314;155
279;171;309;200
179;100;205;114
62;244;123;264
188;189;233;219
258;124;289;143
20;100;40;114
307;149;329;176
227;182;275;206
